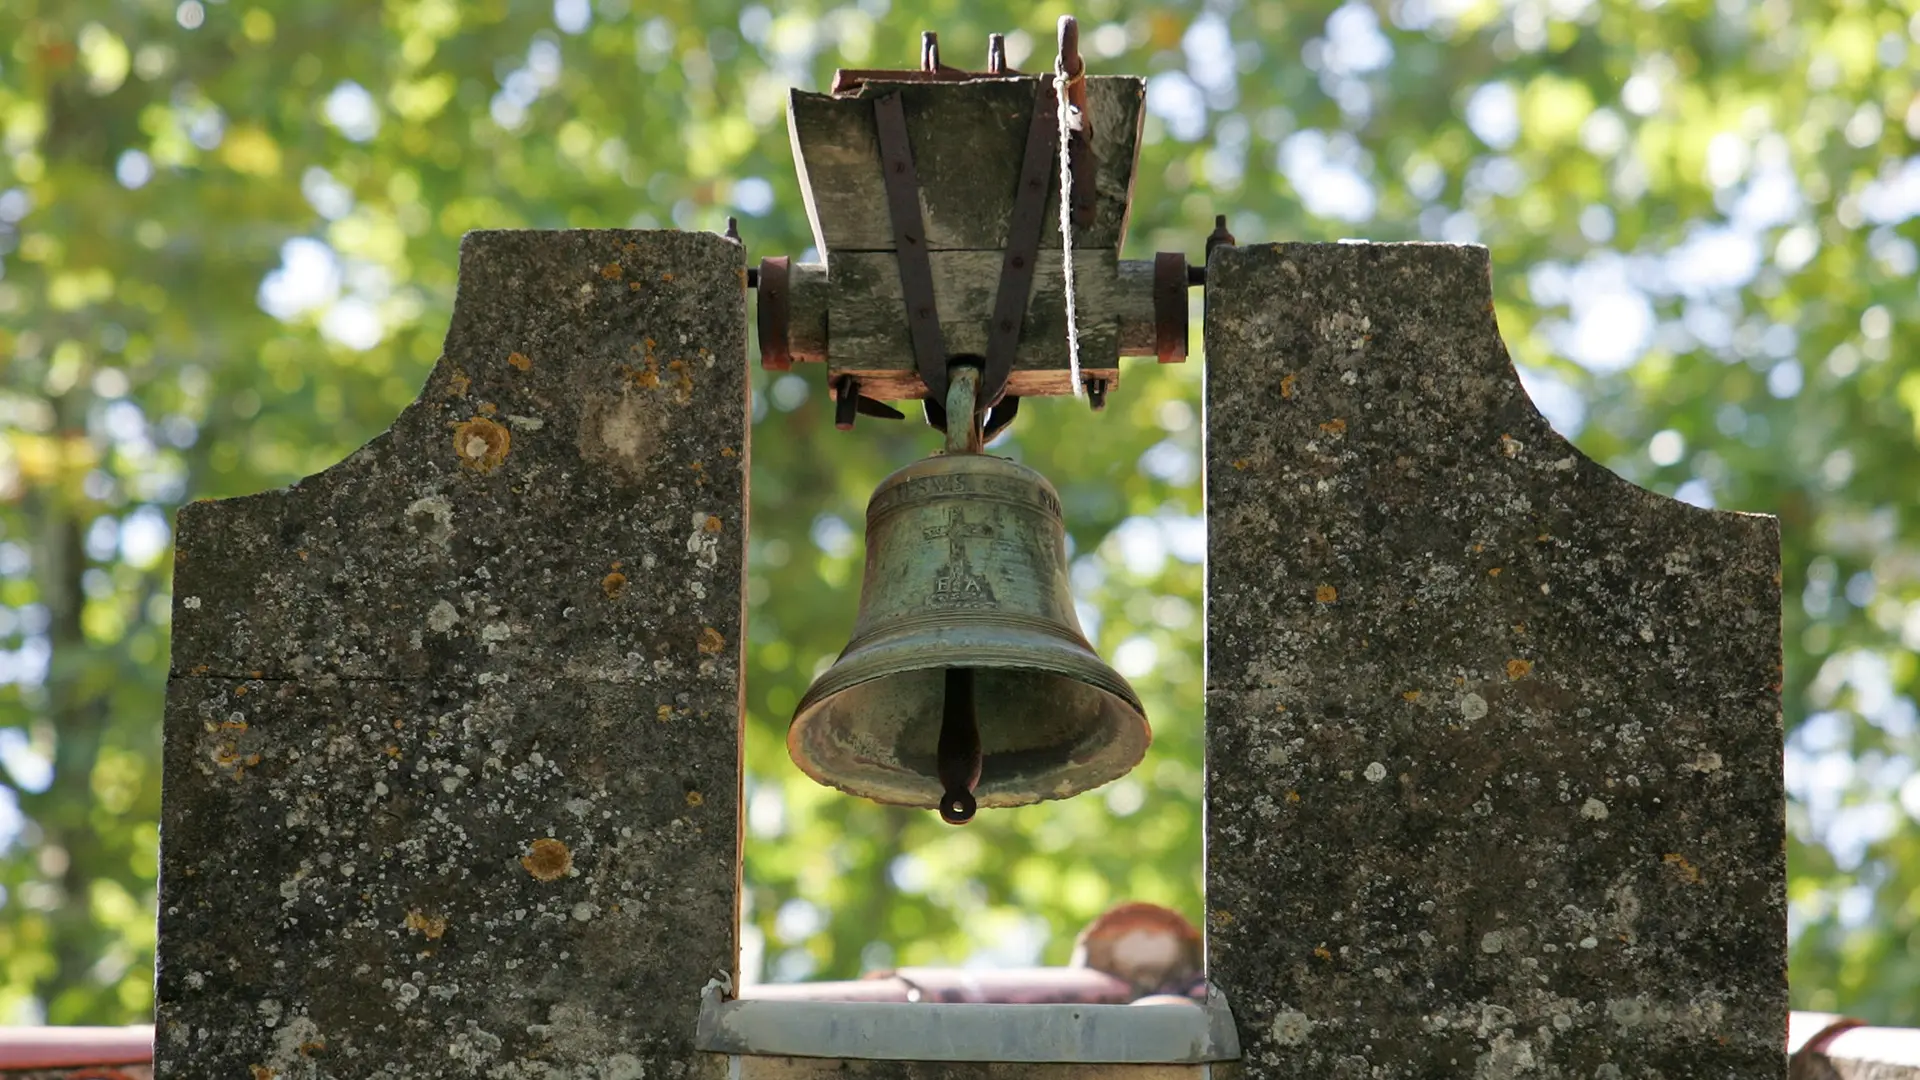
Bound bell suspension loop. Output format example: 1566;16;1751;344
937;361;987;824
943;362;986;456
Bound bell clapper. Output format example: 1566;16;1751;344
938;667;983;824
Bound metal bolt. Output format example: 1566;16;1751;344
1206;214;1236;256
988;33;1007;75
922;31;940;72
1085;378;1108;412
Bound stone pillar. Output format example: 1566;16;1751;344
1203;243;1784;1077
157;230;748;1079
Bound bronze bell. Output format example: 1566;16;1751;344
789;369;1151;824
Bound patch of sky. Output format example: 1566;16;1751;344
1861;157;1920;224
1279;130;1376;222
1464;82;1519;150
554;0;591;34
734;177;775;217
1147;71;1208;142
323;81;380;143
1515;366;1586;437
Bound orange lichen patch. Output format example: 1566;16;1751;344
1315;584;1338;604
404;910;448;939
233;686;248;696
1313;946;1333;961
721;446;737;458
452;416;511;473
702;515;724;534
667;358;694;401
660;272;674;282
297;549;309;560
1488;567;1503;577
698;627;726;655
1284;791;1301;803
1663;853;1702;884
212;745;261;773
685;791;704;807
252;1066;278;1080
508;351;533;371
601;262;624;280
1280;373;1297;399
191;664;211;675
689;461;708;485
521;838;572;882
1401;690;1421;702
1505;658;1533;680
220;718;249;731
602;572;628;599
1512;623;1527;634
384;744;401;758
624;355;662;389
1319;418;1347;435
628;281;643;292
1231;459;1250;470
299;1039;326;1057
656;705;675;723
1499;434;1521;457
478;401;498;415
447;372;471;398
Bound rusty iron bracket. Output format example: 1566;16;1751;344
1153;252;1188;364
979;77;1062;408
832;31;1023;96
1056;17;1096;230
756;256;791;370
832;374;906;430
872;91;952;405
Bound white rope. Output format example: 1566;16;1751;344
1054;67;1083;396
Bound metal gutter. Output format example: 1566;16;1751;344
695;985;1240;1063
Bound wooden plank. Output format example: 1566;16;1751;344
818;250;1137;400
769;255;1169;399
790;77;1145;255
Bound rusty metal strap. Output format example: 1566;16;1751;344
980;76;1061;407
872;92;950;403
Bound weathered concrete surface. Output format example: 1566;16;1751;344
157;230;747;1079
1203;243;1784;1078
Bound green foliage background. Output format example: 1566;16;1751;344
1;0;1917;1026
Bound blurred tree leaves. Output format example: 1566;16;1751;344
1;0;1917;1025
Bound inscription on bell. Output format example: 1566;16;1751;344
869;466;1063;522
930;572;996;608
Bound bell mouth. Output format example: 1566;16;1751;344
788;629;1151;810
